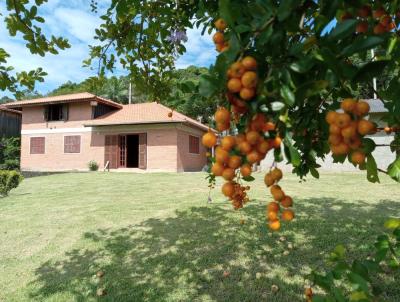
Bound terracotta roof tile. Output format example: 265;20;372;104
85;102;210;131
4;92;122;109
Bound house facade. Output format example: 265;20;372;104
4;93;208;172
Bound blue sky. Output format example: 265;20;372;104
0;1;216;97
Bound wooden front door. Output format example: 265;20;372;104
119;135;127;168
138;133;147;169
104;135;119;169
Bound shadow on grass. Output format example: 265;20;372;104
29;198;400;302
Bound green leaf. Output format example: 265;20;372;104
387;157;400;182
219;0;234;27
341;36;384;57
283;137;301;167
199;75;218;98
353;61;389;82
289;56;315;73
361;138;376;154
310;166;320;179
328;19;357;41
277;0;297;21
366;154;379;183
349;291;368;301
242;176;255;182
280;85;295;107
384;218;400;229
347;272;369;292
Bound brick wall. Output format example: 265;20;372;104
176;125;207;172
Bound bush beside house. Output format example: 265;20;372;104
0;170;23;196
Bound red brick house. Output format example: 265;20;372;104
4;92;209;172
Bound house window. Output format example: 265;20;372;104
45;104;68;121
189;135;200;154
30;137;45;154
64;136;81;153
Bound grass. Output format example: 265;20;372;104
0;171;399;302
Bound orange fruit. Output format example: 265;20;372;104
246;131;260;145
227;78;242;93
271;168;283;181
240;164;252;177
267;201;280;212
215;107;230;124
281;195;293;208
328;134;342;146
384;127;392;134
385;22;396;31
305;287;313;297
341;98;357;113
269;219;281;231
214;18;227;31
354;101;370;116
242;56;257;70
215;43;224;52
239;87;255;101
331;142;350;155
221;43;229;52
373;8;386;19
216;122;230;132
263;122;276;131
356;21;368;34
238;141;252;154
241;71;258;88
329;124;341;135
340;12;353;21
335;113;351;128
271;136;282;149
246;150;260;164
230;61;246;78
380;15;392;26
267;211;278;221
228;155;242;169
211;162;224;176
264;173;275;187
202;131;217;148
358;5;371;18
250;113;267;131
213;32;225;44
221;181;235;197
235;134;246;144
373;23;386;35
215;146;230;164
345;136;362;150
282;209;294;221
257;140;271;154
341;125;357;139
325;111;338;124
220;136;236;151
358;119;376;135
351;150;366;165
222;168;235;181
270;185;284;201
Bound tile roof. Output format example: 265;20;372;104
84;102;210;131
3;92;122;109
0;105;22;114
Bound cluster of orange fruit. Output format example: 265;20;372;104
226;57;258;104
326;99;376;166
203;17;295;231
265;168;294;231
212;18;229;52
341;4;397;34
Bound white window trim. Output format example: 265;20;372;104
188;134;200;155
63;135;82;154
29;136;46;155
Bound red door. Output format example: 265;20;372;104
119;135;127;168
104;135;119;169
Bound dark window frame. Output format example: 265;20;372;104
30;137;45;154
189;135;200;154
45;104;69;121
64;135;81;154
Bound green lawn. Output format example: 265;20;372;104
0;172;399;302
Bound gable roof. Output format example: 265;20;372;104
84;102;210;131
3;92;123;109
0;105;22;115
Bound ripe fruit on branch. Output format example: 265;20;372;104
271;168;283;181
202;131;217;148
214;18;227;31
270;185;285;201
281;196;293;208
211;162;224;176
222;181;235;197
358;119;376;136
239;87;255;101
351;150;366;166
356;21;368;34
228;155;242;169
222;168;235;181
220;136;236;151
240;164;252;178
281;209;294;221
227;78;242;93
242;56;257;70
269;219;281;231
213;32;224;44
267;201;280;213
358;5;371;18
241;71;258;88
354;101;370;116
215;146;230;164
215;107;230;124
